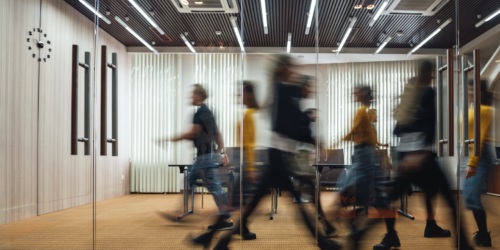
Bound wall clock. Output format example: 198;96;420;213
27;28;52;62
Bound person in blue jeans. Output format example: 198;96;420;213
162;84;232;248
463;79;495;247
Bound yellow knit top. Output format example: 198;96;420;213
343;105;377;146
467;105;494;168
237;109;256;172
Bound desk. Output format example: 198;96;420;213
169;164;193;219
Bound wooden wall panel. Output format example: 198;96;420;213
37;0;131;215
0;0;41;223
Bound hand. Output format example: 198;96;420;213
465;166;477;179
220;153;229;166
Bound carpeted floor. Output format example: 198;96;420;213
1;192;499;249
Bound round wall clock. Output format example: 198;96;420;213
27;28;52;62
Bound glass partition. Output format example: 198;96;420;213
0;0;99;249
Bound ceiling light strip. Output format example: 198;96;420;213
286;32;292;53
369;0;388;27
407;18;452;56
305;0;317;35
230;17;245;52
180;34;197;53
78;0;111;24
115;16;159;55
374;36;393;54
336;17;357;54
475;8;500;27
128;0;165;35
260;0;268;34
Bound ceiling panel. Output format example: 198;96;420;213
64;0;500;51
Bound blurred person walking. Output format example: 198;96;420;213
374;61;473;250
211;54;342;250
463;79;495;247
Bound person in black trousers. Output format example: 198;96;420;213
373;60;473;250
211;54;342;250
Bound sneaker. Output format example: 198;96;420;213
208;218;234;231
318;237;342;250
473;231;492;247
233;225;257;240
424;222;451;238
324;223;337;238
373;231;401;250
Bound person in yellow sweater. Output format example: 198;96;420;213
338;85;392;249
232;81;259;209
463;79;495;247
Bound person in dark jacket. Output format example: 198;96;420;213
373;60;473;250
211;54;341;250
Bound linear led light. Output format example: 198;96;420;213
128;0;165;35
336;17;357;54
230;16;245;52
78;0;111;24
374;36;393;54
260;0;268;34
286;32;291;53
475;8;500;27
369;0;388;27
115;16;159;55
180;34;196;53
305;0;317;35
407;18;452;56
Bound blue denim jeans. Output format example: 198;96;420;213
189;153;229;215
339;145;386;206
463;143;494;210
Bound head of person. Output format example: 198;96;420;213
417;60;433;85
305;108;317;122
191;84;208;106
299;75;314;98
353;85;373;106
468;79;493;105
242;81;259;109
272;54;295;82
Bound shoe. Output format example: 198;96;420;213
424;222;451;238
212;233;232;250
233;225;257;240
189;232;214;249
318;237;341;250
208;218;234;231
373;231;401;250
324;223;337;238
293;197;310;204
473;231;492;247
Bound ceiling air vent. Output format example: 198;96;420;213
170;0;239;13
383;0;449;16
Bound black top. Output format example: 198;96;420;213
394;86;436;146
193;104;218;155
271;81;313;144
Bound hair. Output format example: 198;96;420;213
468;79;493;105
272;54;293;81
417;60;433;84
243;81;259;109
192;83;208;100
354;85;374;105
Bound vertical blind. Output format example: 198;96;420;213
130;54;242;193
321;60;418;163
130;54;417;192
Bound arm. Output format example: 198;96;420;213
466;106;492;178
170;124;201;142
